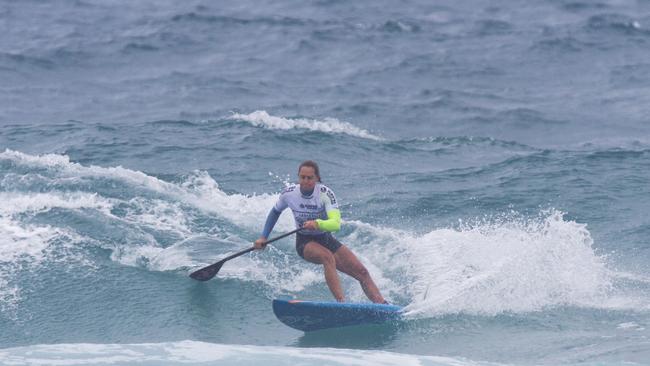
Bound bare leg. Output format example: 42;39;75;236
302;241;345;302
334;245;386;304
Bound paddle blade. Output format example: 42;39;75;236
189;261;224;281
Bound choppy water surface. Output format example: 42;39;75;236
1;0;649;365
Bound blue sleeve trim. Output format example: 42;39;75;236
261;207;282;238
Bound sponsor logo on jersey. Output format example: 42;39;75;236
282;186;296;194
297;212;318;220
326;190;337;205
300;203;318;210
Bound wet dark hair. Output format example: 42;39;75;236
298;160;322;182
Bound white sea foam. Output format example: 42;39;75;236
346;210;643;317
0;340;498;366
0;191;113;216
121;198;192;236
404;218;607;316
177;170;294;232
0;212;87;315
231;110;384;140
0;150;293;233
0;148;73;167
617;322;645;331
0;150;293;278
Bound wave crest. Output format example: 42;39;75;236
230;111;384;140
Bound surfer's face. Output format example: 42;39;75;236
298;166;318;192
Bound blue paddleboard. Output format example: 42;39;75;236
272;299;403;331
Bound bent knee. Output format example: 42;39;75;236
352;265;370;280
321;253;337;267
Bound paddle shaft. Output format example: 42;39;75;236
259;227;301;247
189;228;301;281
216;227;301;261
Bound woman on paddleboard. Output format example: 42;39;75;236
255;160;387;304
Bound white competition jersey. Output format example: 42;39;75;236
274;183;339;235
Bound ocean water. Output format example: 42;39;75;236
1;0;650;365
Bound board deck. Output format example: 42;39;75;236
272;298;403;332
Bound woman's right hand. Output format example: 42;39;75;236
254;237;268;250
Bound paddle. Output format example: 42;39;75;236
189;228;301;281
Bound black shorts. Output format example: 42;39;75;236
295;232;343;258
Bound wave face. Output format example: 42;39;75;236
2;0;650;365
1;140;649;365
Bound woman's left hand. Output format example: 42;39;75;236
302;220;319;230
